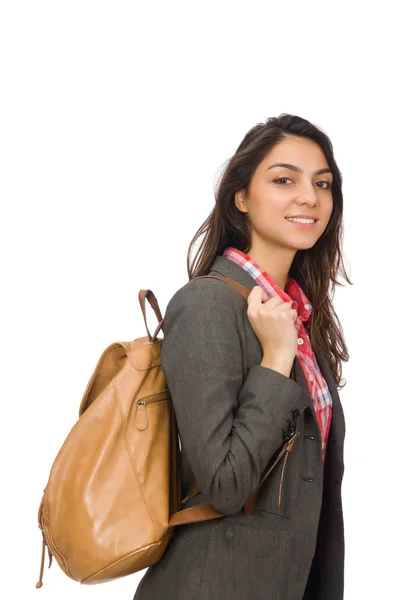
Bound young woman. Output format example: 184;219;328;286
133;113;350;600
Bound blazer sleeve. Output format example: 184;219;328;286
161;277;310;515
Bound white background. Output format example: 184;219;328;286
1;1;396;598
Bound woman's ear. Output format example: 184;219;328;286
234;190;248;215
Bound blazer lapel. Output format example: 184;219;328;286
314;346;346;459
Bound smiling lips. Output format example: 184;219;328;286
286;214;318;221
285;217;317;228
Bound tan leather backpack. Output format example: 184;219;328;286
36;276;299;588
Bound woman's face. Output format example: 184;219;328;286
235;135;334;252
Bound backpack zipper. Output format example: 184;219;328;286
136;391;170;430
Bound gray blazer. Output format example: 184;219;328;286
133;255;346;600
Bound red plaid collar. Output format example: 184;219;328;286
222;247;312;326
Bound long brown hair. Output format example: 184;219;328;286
187;113;352;390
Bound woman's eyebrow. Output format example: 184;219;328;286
267;163;332;176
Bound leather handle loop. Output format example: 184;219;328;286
138;289;164;342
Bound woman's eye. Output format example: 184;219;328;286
273;177;331;189
317;181;332;189
274;177;291;185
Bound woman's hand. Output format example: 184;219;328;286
247;285;298;368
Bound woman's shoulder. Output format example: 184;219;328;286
164;273;241;322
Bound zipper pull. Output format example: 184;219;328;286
136;400;148;430
36;530;46;588
36;529;53;588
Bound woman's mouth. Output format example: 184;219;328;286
285;217;317;228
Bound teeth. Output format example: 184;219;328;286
286;217;315;224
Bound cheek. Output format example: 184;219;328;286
324;203;334;222
250;203;280;225
253;191;288;215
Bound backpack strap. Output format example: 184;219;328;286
167;275;300;530
168;431;299;529
193;275;251;300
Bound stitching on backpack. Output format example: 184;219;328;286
113;377;160;541
81;538;166;583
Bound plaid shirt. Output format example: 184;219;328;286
223;247;333;466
